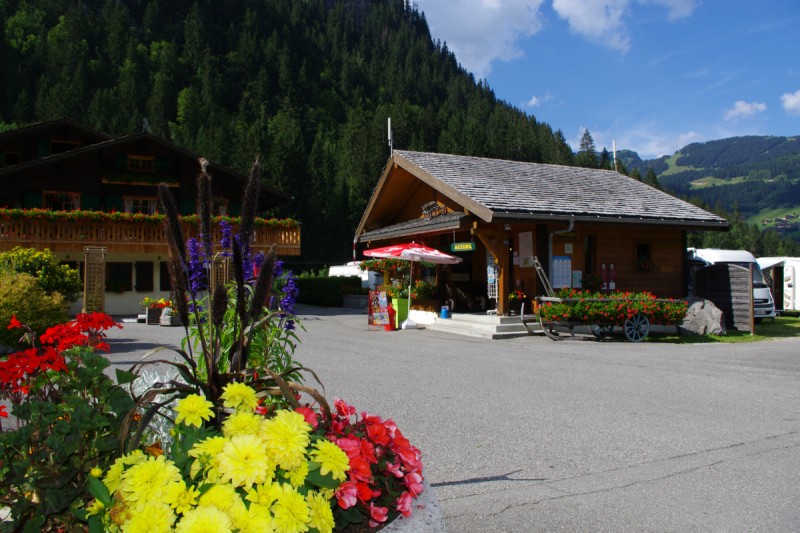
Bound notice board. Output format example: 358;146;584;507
368;290;389;326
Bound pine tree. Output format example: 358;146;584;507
576;129;598;168
644;168;662;190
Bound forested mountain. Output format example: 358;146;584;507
621;136;800;233
0;0;575;267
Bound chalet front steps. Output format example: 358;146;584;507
423;312;541;339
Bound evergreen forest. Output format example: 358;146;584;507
0;0;575;267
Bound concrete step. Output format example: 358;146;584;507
425;312;536;339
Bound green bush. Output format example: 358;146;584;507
0;246;82;302
0;271;67;350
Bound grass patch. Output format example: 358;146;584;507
745;205;800;226
647;315;800;343
659;153;704;176
689;175;746;189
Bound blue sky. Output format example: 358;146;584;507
414;0;800;160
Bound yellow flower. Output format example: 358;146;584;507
90;467;103;478
261;410;311;471
246;482;282;508
175;505;233;533
285;460;309;488
86;499;104;516
221;382;259;412
188;436;226;482
174;394;215;428
104;450;146;493
230;502;274;533
163;480;201;515
217;434;274;488
309;440;350;482
307;490;335;533
120;502;175;533
118;455;182;512
271;483;310;533
197;483;242;514
222;411;263;437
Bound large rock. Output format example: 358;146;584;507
679;297;726;336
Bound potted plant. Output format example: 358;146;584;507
140;297;172;325
507;289;527;315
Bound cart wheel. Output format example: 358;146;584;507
590;325;614;339
623;314;649;342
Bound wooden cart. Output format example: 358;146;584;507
529;296;652;342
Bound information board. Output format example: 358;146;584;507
368;290;389;326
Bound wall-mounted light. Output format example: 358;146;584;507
504;223;511;231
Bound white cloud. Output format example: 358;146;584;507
613;127;702;159
781;90;800;115
551;0;696;52
723;100;767;122
526;93;554;107
414;0;545;79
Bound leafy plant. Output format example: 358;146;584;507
0;313;132;531
0;246;82;302
538;289;688;326
0;270;67;351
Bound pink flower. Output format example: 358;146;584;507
405;471;424;497
333;437;362;459
396;491;413;517
369;503;389;526
335;481;358;509
386;461;404;478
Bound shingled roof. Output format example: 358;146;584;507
392;150;728;228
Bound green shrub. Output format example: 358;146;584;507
0;271;67;350
0;246;82;302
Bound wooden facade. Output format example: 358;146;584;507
0;119;299;314
356;150;728;315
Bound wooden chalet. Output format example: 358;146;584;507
355;150;728;316
0;119;300;314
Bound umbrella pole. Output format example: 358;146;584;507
402;261;418;330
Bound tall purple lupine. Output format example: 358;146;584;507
219;220;232;256
186;238;208;294
279;270;299;331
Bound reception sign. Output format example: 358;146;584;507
368;290;389;326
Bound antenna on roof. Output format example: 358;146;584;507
142;118;152;134
388;117;393;156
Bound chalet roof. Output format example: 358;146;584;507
0;130;291;208
388;150;728;228
0;118;111;143
359;211;468;242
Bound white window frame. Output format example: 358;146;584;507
43;191;80;211
124;196;159;214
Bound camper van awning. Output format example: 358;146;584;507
757;257;786;270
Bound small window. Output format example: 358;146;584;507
135;261;154;292
159;261;172;291
106;262;133;292
43;191;80;211
2;151;21;166
636;243;653;272
124;196;158;214
127;155;156;172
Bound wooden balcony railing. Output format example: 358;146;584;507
0;214;301;256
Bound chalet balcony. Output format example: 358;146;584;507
0;209;301;256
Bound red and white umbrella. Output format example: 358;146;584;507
364;242;462;329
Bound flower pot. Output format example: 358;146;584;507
507;300;522;316
145;307;162;325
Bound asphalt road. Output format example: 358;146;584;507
102;306;800;532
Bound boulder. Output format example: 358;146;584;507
679;297;726;336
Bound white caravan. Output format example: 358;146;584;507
757;257;800;314
688;248;776;320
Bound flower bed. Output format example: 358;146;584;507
538;289;688;325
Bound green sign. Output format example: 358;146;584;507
451;242;476;252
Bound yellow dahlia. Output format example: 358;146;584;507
307;490;335;533
261;410;311;471
174;394;214;428
104;450;146;493
246;482;282;508
175;505;233;533
285;460;309;488
120;502;175;533
230;502;274;533
222;411;263;437
197;483;242;514
118;455;182;512
221;382;259;412
217;434;274;488
163;480;201;515
189;435;226;481
271;483;310;533
309;439;350;482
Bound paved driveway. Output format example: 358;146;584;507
104;306;800;532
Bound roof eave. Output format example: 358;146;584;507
494;211;730;230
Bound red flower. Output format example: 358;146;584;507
405;471;424;497
335;398;356;417
335;481;358;510
6;315;22;330
0;405;8;418
295;406;318;429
